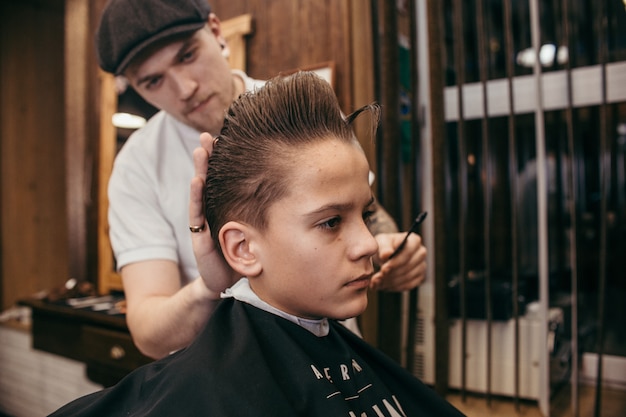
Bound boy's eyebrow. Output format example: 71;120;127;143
307;196;375;216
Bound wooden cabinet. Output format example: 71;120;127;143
83;325;152;386
21;298;152;387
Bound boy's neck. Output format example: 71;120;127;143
221;278;330;337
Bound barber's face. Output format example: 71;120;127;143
125;17;236;135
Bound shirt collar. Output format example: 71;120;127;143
222;278;330;337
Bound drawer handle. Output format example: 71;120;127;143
110;345;126;360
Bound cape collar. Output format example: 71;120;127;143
222;278;330;337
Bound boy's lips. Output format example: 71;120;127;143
345;274;372;288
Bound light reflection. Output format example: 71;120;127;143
516;44;568;68
112;112;147;129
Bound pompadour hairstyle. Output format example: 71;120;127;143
204;71;380;249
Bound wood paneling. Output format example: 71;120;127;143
210;0;355;113
96;71;121;295
0;0;69;309
65;0;89;287
0;0;105;309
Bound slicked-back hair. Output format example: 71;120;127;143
204;71;380;249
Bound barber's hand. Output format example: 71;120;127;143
189;132;240;294
370;232;427;292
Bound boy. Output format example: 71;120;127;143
50;72;462;416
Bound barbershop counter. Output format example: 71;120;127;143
19;295;152;387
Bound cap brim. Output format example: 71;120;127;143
114;21;207;75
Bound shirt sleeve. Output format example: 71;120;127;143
107;150;179;271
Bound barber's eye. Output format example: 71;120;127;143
143;76;163;90
181;49;196;63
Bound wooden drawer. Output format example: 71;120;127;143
83;325;152;386
20;298;154;387
83;325;152;369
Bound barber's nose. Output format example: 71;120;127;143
170;70;197;101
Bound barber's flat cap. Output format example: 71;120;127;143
96;0;211;74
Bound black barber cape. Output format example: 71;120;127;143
50;299;465;416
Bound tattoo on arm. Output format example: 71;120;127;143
368;198;399;235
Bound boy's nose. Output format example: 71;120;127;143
353;222;379;260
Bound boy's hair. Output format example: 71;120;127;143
204;71;380;249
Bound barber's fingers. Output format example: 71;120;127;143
189;172;226;292
199;131;215;151
189;131;215;225
189;175;206;231
189;132;214;235
370;232;427;292
194;132;215;180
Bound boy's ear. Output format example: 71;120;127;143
219;221;262;277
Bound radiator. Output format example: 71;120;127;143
412;284;564;400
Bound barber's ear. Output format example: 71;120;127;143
207;13;230;58
219;222;262;277
221;43;231;59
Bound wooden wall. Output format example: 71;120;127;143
210;0;355;113
1;0;69;309
0;0;106;310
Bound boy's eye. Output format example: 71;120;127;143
318;217;341;230
363;209;375;226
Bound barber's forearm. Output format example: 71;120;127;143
126;278;220;359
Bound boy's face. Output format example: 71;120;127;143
250;139;379;320
124;16;236;136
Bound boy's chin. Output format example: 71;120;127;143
332;299;368;321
